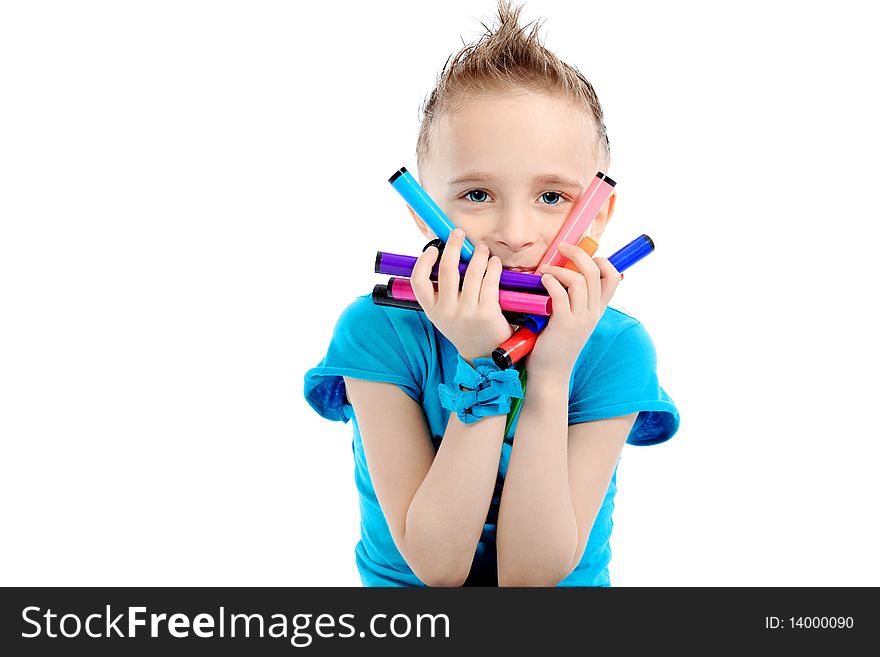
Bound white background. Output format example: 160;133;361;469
2;0;878;586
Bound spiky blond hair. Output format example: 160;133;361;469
416;0;611;179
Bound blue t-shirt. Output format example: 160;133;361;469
303;294;679;586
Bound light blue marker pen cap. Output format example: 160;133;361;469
389;167;475;262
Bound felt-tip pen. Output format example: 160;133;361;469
536;172;616;269
386;277;552;316
374;250;547;293
371;284;529;325
389;167;476;262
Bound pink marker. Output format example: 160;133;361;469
388;277;551;316
537;172;616;269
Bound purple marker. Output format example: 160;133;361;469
375;251;546;294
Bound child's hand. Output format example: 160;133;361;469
525;242;622;377
410;228;514;363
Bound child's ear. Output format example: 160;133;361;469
407;205;436;240
588;192;617;243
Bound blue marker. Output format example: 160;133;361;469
607;234;655;272
389;167;476;262
523;234;655;332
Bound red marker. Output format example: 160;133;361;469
491;328;539;370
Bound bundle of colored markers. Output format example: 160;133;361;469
372;166;655;369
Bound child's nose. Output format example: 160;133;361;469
492;210;536;253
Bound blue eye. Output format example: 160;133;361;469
461;189;566;205
465;190;489;203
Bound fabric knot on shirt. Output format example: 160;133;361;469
437;355;524;424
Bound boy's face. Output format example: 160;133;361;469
413;89;615;272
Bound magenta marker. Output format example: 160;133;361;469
372;284;529;324
537;172;616;269
387;277;551;316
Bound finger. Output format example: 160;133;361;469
541;272;571;316
537;264;587;315
479;255;503;311
460;243;489;308
594;257;622;309
560;242;601;313
410;245;439;312
557;240;595;274
584;260;601;315
438;228;465;303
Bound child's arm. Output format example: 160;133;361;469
497;241;630;586
344;376;506;587
496;369;637;586
337;227;512;586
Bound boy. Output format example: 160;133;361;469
304;0;679;586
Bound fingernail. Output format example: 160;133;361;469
620;273;625;280
453;228;463;238
559;241;571;248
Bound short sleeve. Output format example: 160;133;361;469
303;295;426;424
568;322;680;446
